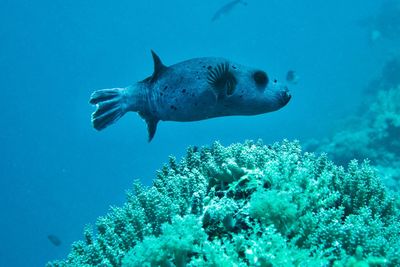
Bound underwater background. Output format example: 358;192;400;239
1;0;399;266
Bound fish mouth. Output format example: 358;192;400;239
279;87;291;106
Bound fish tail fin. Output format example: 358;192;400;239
89;88;129;131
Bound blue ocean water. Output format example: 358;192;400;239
0;0;396;266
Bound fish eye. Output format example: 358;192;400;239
253;71;268;86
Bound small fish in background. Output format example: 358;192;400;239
212;0;248;22
286;70;299;85
48;234;62;247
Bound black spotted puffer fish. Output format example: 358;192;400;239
89;51;291;142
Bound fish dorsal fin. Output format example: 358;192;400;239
207;62;237;99
150;50;167;82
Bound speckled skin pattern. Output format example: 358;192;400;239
127;57;291;122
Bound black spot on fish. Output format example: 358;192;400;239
170;105;177;110
207;62;237;97
182;89;187;93
163;86;168;91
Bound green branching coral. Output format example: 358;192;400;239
47;140;400;267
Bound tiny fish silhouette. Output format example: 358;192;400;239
286;70;299;84
89;51;291;142
48;234;62;246
212;0;248;22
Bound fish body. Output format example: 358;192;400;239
286;70;299;84
90;51;291;141
48;234;62;246
212;0;247;22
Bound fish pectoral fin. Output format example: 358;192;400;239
207;62;237;98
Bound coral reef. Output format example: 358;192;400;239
308;57;400;190
48;140;400;266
